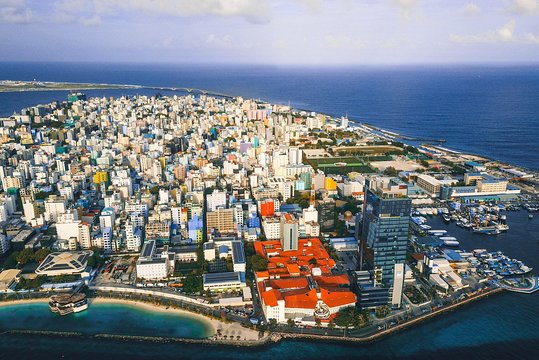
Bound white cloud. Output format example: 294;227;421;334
323;35;364;49
90;0;272;24
458;3;481;16
450;20;516;44
392;0;419;20
293;0;322;13
510;0;539;15
524;32;539;43
80;15;101;27
0;0;35;24
206;34;234;48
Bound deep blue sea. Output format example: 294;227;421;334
1;63;539;359
0;62;538;171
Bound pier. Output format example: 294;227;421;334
495;277;539;294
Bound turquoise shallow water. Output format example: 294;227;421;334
2;212;538;359
0;301;212;339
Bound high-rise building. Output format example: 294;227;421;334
0;234;9;255
317;197;335;232
361;177;411;308
99;207;115;229
125;222;142;252
78;222;92;249
280;213;299;251
206;190;227;212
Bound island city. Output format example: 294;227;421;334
0;90;538;347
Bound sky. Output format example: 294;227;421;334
0;0;538;64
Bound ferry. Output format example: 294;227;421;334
472;226;500;235
428;230;447;236
439;236;459;247
49;293;88;315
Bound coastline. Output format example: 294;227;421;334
0;296;262;344
0;287;504;347
0;79;537;173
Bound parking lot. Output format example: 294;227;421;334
95;256;137;285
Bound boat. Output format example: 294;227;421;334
49;293;88;315
472;226;500;235
530;214;534;220
442;239;460;247
496;224;509;232
442;214;451;223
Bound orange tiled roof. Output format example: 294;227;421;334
313;274;350;287
261;288;281;307
255;271;269;280
286;263;301;276
283;288;318;309
320;288;356;308
267;277;309;290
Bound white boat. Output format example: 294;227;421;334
49;293;88;315
443;240;460;247
428;230;448;236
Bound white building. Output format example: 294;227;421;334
206;190;227;212
302;204;318;223
99;208;115;229
262;217;281;240
125;222;142;252
203;272;246;292
44;195;67;222
136;240;168;280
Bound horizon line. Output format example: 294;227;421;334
1;60;539;68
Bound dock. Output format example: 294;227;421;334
495;277;539;294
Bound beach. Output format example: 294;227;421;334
89;297;261;341
0;296;261;342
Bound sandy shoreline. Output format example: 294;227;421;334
0;288;503;345
0;296;260;341
0;298;48;307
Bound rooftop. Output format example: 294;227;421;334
35;251;92;275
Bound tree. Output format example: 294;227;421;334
183;273;203;294
250;255;268;272
34;248;51;263
383;166;398;177
2;251;19;269
327;321;336;329
16;248;34;265
375;305;391;319
287;318;296;327
334;306;355;328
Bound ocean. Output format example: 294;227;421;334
0;62;538;171
0;63;539;359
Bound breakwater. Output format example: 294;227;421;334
278;287;503;345
0;329;279;348
0;287;504;347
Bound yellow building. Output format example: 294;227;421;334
93;171;109;185
324;178;337;191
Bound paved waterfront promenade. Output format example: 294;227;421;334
495;277;539;294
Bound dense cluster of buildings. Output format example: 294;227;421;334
0;91;528;326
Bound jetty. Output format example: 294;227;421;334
495;277;539;294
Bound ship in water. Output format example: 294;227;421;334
49;293;88;315
472;226;500;235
